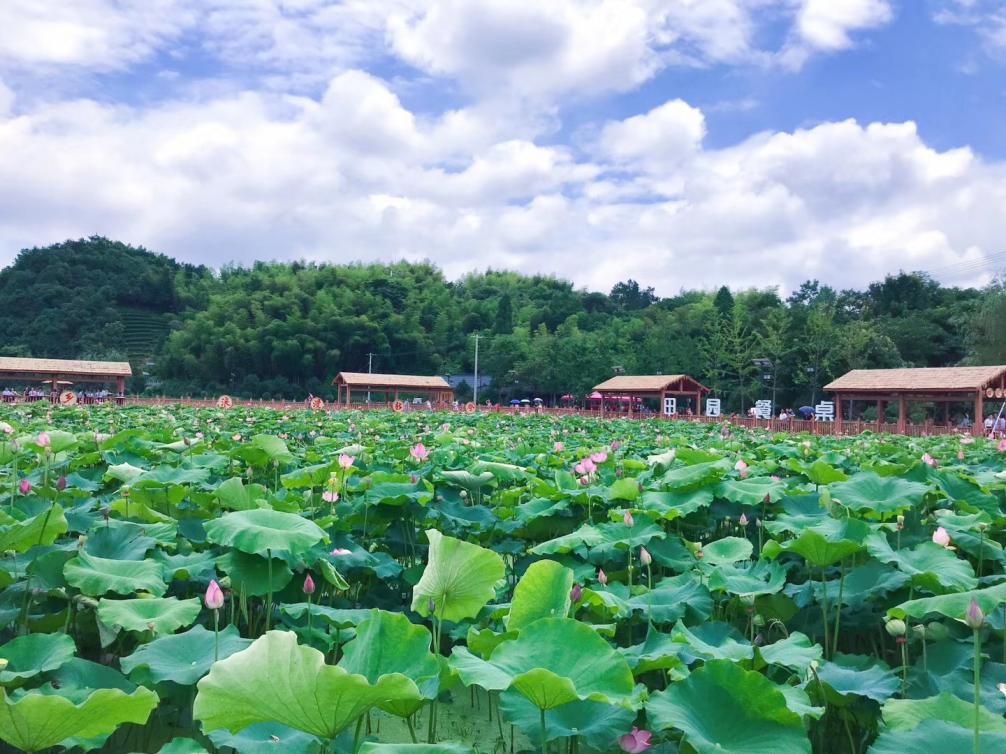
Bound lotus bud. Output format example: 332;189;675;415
739;513;749;526
205;580;225;610
570;583;582;602
303;574;316;595
639;547;652;566
623;510;634;527
965;599;985;629
37;432;50;448
932;526;951;547
896;514;905;531
56;475;67;491
911;624;927;641
460;489;468;499
597;568;608;586
18;479;31;495
885;618;907;637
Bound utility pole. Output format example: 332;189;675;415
367;352;374;404
473;334;480;405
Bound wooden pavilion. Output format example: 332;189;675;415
0;357;131;395
591;374;710;417
332;372;454;406
824;366;1006;433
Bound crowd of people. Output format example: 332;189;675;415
0;386;121;404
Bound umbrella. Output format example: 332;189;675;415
533;397;544;404
798;406;814;418
520;398;531;404
560;394;574;401
510;399;521;405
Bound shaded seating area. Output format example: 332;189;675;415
332;372;454;407
824;366;1006;434
591;374;710;417
0;357;131;405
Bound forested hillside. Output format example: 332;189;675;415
0;237;998;408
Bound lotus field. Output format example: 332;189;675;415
4;405;1006;754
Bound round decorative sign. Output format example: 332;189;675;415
59;390;77;406
392;399;405;412
309;396;325;410
987;388;996;398
997;388;1005;399
217;395;234;409
465;402;476;413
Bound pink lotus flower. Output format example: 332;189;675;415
554;441;564;452
410;443;429;462
922;453;936;467
19;479;31;495
932;526;951;548
618;727;652;753
56;475;67;491
965;599;985;629
0;421;13;435
339;454;354;469
570;583;582;602
574;463;586;475
322;490;339;503
958;451;966;461
205;580;224;610
623;510;634;527
578;476;589;486
582;458;597;474
36;432;50;448
597;568;608;586
739;513;749;526
195;431;204;440
331;547;352;556
591;451;608;464
303;574;316;595
734;459;748;478
999;438;1006;452
639;546;652;566
232;434;242;441
611;440;621;451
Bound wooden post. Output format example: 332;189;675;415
835;393;843;433
876;399;883;428
600;393;605;418
943;400;951;427
976;389;984;436
897;394;907;434
346;387;352;406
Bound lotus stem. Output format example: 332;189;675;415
974;626;982;754
265;548;273;632
307;591;313;636
213;608;219;662
979;528;985;578
406;715;418;743
899;638;908;696
540;708;548;754
832;559;846;656
819;566;831;659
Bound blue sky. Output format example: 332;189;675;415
1;0;1005;295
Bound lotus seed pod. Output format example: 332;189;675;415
885;618;907;637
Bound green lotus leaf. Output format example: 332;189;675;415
157;737;210;754
438;470;495;490
758;632;822;673
216;550;293;597
625;572;714;623
0;685;158;753
499;690;635;750
469;461;528;482
281;461;335;489
868;719;1006;754
204;508;328;557
881;691;1006;732
120;625;253;685
670;620;754;663
647;659;810;754
701;536;753;565
706;560;786;597
339;609;439;717
154;550;218;582
638;488;715;519
83;523;157;560
64;551;167;597
714;476;784;505
606;477;640;502
0;634;76;686
0;505;67;553
816;653;899;704
105;462;145;484
866;536;977;594
620;630;688;678
360;745;474;754
449;618;634;711
530;525;607;555
762;517;870;567
801;459;849;486
207;722;323;754
280;603;373;629
412;529;505;623
193;630;416;740
507;560;573;631
48;657;135;693
828;472;929;515
97;597;201;634
887;581;1006;622
660;460;731;491
251;435;294;464
214;477;266;511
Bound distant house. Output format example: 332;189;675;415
443;373;492;391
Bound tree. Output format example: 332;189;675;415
610;279;657;310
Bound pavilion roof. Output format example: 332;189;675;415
825;366;1006;393
0;357;132;378
592;374;709;393
333;372;452;390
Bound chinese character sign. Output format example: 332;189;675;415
705;398;721;417
663;397;677;416
815;401;835;421
754;400;772;419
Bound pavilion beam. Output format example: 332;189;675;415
897;394;907;434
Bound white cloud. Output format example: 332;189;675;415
933;1;1006;54
781;0;893;68
598;99;706;168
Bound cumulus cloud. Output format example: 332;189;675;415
781;0;893;68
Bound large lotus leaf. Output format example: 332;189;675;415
450;618;634;711
0;634;76;685
531;525;607;555
214;477;266;511
866;536;977;594
280;462;335;490
83;524;157;560
204;509;328;557
48;657;135;693
364;477;434;507
39;430;78;454
620;631;688;678
412;529;504;623
868;719;1006;754
251;435;294;464
660;460;731;491
157;738;210;754
714;477;785;505
829;472;929;515
506;560;573;631
207;722;323;754
707;560;786;597
339;609;439;717
469;461;528;482
0;685;158;753
881;692;1006;732
280;603;373;629
193;630;416;740
499;690;635;750
758;632;822;673
701;536;753;565
154;550;218;582
639;488;715;519
216;550;293;597
64;551;167;597
800;459;849;486
105;463;146;484
647;659;810;754
97;597;201;634
360;745;474;754
606;477;640;502
120;625;253;685
626;572;714;623
762;517;871;567
887;581;1006;622
670;621;754;663
816;653;899;704
0;505;67;553
438;470;495;491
